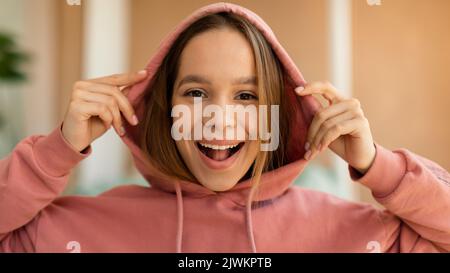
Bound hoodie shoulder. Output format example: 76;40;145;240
286;186;386;233
98;184;150;197
282;186;389;251
287;186;380;218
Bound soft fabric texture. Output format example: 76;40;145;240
1;2;449;253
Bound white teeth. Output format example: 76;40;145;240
198;142;240;150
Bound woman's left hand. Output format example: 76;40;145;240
295;81;376;175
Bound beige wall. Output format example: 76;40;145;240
56;1;84;192
353;0;450;171
56;2;83;119
21;0;60;135
353;0;450;202
130;0;329;81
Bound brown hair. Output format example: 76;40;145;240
139;12;291;190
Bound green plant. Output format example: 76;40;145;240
0;33;28;82
0;33;28;131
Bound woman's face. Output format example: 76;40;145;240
172;28;260;191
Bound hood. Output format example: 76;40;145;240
120;2;320;252
122;3;319;204
122;1;319;203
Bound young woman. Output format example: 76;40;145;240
0;3;449;253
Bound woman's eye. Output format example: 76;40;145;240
236;92;258;101
185;89;206;98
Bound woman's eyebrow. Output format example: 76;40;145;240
177;75;257;89
177;75;211;89
233;76;257;85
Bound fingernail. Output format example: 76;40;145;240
304;142;310;151
120;127;126;136
318;143;322;151
304;150;312;160
132;115;139;125
295;86;305;94
138;70;147;76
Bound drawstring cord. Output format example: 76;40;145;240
174;181;257;253
246;186;257;253
175;181;184;253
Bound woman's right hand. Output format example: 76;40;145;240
61;70;148;152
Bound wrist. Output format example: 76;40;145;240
34;125;91;177
349;143;406;199
61;123;87;152
352;143;377;175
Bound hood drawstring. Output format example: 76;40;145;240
175;181;184;253
174;181;257;253
246;186;257;253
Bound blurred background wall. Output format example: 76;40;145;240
0;0;449;204
353;0;450;202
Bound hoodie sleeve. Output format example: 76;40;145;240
0;126;90;251
349;143;450;252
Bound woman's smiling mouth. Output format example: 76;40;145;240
196;141;245;169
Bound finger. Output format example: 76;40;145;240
295;81;345;104
311;110;357;151
319;118;360;152
305;100;359;150
74;90;125;136
304;118;359;161
74;82;138;125
122;85;132;96
74;101;114;131
90;70;148;87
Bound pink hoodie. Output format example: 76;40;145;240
1;2;449;253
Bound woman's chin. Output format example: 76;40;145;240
198;177;238;192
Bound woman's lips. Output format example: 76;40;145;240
196;141;244;170
198;140;243;146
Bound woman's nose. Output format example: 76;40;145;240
203;98;238;139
